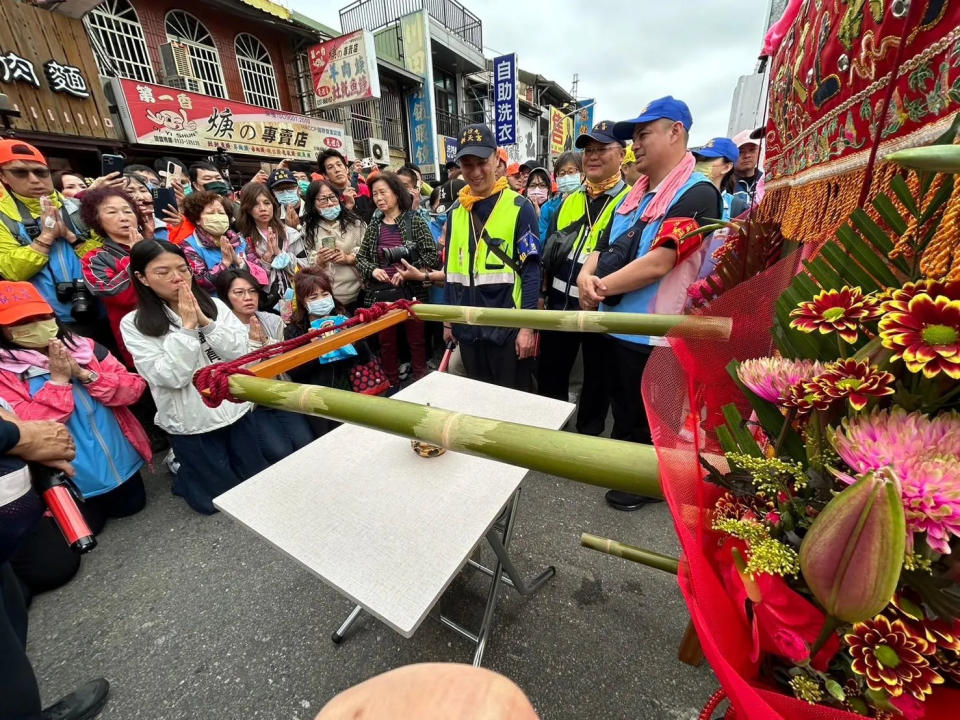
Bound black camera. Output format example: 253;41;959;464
55;279;95;317
210;147;234;172
381;244;419;266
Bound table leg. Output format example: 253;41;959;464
472;489;556;667
331;605;364;645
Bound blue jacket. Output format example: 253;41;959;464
538;194;563;245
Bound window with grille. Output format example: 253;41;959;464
434;69;458;117
165;11;227;99
235;34;280;110
84;0;155;83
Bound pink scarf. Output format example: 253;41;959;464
617;152;696;221
0;338;94;375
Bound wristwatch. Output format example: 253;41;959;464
80;371;98;385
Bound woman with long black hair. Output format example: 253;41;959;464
301;180;365;311
119;240;269;514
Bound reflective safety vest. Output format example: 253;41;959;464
556;185;631;256
446;189;526;310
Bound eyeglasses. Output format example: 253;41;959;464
3;168;51;179
316;195;339;206
229;288;259;298
556;168;581;177
582;146;619;157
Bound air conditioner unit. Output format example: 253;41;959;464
160;42;195;79
367;138;389;164
164;76;202;94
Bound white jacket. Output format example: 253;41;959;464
120;297;254;435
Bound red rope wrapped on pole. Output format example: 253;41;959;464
193;300;418;408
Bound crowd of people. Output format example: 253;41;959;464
0;93;766;718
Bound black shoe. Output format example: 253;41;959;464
604;490;663;511
42;678;109;720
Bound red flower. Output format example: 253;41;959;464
882;279;960;313
879;294;960;379
780;380;832;420
845;615;944;699
790;286;881;344
812;359;895;411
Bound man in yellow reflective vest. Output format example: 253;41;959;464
538;121;630;436
443;124;541;391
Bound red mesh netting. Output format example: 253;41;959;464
641;252;960;718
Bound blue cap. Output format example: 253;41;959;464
692;137;739;164
612;96;693;140
574;120;624;149
268;168;296;188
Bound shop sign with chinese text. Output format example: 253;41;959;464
307;30;380;110
0;1;116;139
113;79;346;161
400;11;438;179
549;106;573;157
492;53;517;146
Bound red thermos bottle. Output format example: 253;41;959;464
31;465;96;553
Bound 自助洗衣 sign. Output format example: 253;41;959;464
112;79;346;161
493;53;517;146
400;11;438;179
307;30;380;110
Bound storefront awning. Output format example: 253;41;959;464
238;0;290;20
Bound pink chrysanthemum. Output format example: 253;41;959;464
736;357;824;403
833;409;960;553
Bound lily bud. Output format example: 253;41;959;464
885;145;960;172
799;469;906;623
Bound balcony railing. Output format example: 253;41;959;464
340;0;482;53
435;109;475;138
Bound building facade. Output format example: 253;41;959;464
0;1;121;172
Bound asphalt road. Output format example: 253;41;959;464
25;457;715;719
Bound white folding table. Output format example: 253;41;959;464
214;372;574;665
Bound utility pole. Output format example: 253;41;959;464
570;73;579;100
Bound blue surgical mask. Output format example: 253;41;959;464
275;190;299;206
320;205;341;221
557;175;582;194
307;297;335;317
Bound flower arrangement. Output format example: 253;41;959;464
702;145;960;717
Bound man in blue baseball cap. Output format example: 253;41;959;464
576;96;722;510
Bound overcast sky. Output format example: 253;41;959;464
286;0;770;145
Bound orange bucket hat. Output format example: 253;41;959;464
0;139;47;168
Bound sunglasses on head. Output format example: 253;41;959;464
4;167;51;179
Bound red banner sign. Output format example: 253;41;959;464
112;78;346;161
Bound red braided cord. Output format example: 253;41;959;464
193;299;418;407
699;688;728;720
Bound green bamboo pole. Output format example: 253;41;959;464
580;533;679;574
411;305;732;340
228;375;664;498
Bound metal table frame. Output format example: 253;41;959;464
330;487;555;667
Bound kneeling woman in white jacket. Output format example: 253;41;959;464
120;240;270;514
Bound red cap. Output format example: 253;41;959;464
506;163;522;176
0;139;47;168
496;148;508;164
0;282;52;324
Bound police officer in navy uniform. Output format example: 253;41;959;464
443;124;541;391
